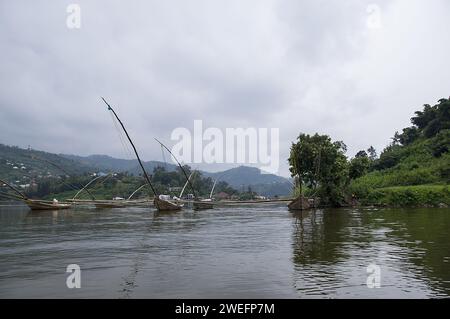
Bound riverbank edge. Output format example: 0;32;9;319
352;184;449;208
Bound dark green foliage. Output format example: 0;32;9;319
411;98;450;138
399;126;420;145
355;150;368;158
349;152;370;179
428;129;450;157
367;146;377;160
359;185;449;207
374;144;403;170
349;97;450;206
288;97;449;207
289;133;348;206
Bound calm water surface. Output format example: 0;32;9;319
0;203;449;298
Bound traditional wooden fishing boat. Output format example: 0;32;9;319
193;199;214;210
93;200;126;209
172;170;213;210
192;173;226;210
154;197;183;211
25;199;72;210
92;184;150;209
0;178;72;211
155;138;215;211
103;97;183;212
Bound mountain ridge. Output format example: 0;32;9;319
1;144;292;196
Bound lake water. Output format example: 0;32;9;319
0;203;449;298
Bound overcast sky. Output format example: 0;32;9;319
1;0;449;177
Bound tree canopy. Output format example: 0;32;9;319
288;133;348;206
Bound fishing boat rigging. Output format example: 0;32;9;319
102;97;182;211
30;155;96;200
71;173;111;201
176;170;196;200
0;178;71;210
127;183;148;200
155;138;214;210
154;138;197;199
209;171;228;200
91;183;150;209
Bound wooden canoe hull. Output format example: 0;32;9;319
154;198;183;211
193;201;214;210
25;200;72;211
94;202;126;209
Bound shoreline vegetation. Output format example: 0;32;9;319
1;97;448;209
289;97;449;208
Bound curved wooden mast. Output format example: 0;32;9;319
155;138;198;199
102;97;158;197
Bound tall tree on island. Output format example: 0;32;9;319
288;133;349;206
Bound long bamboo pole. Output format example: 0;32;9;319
101;97;158;197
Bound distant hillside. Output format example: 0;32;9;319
0;144;95;185
61;154;137;171
203;166;293;196
248;182;293;197
129;162;178;176
61;154;177;174
1;145;292;196
60;155;293;196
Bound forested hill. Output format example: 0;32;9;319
0;144;94;183
61;154;177;175
1;145;293;196
202;166;292;196
349;97;449;205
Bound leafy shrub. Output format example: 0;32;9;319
360;185;449;207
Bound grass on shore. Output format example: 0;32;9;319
355;184;449;207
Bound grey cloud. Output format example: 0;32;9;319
1;0;449;176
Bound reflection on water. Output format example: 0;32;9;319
0;203;449;298
291;208;450;298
